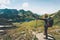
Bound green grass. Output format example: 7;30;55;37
5;20;60;40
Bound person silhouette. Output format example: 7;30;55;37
37;14;49;39
33;13;54;39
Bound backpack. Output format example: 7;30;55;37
47;17;54;27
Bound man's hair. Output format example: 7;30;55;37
45;14;48;18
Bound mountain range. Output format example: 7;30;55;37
0;8;60;26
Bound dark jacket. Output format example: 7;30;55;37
37;18;48;27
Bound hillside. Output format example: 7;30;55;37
51;10;60;26
5;20;60;40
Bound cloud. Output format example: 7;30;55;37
0;0;11;8
29;7;58;15
0;0;10;5
22;2;29;10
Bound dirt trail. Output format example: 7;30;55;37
32;31;55;40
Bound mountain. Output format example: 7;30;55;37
0;9;18;19
0;9;40;22
18;9;40;22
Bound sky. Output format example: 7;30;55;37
0;0;60;15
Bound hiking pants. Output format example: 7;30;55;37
44;25;48;38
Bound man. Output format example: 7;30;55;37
37;14;49;39
33;14;54;39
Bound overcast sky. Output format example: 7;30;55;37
0;0;60;15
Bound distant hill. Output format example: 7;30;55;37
0;9;18;21
0;9;40;22
18;9;40;21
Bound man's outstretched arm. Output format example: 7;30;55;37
36;17;46;20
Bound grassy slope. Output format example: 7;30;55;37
6;20;60;40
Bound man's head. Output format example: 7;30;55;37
44;14;48;18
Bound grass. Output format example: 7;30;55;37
3;20;60;40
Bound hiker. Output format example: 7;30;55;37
33;13;54;39
40;14;49;39
37;14;54;39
